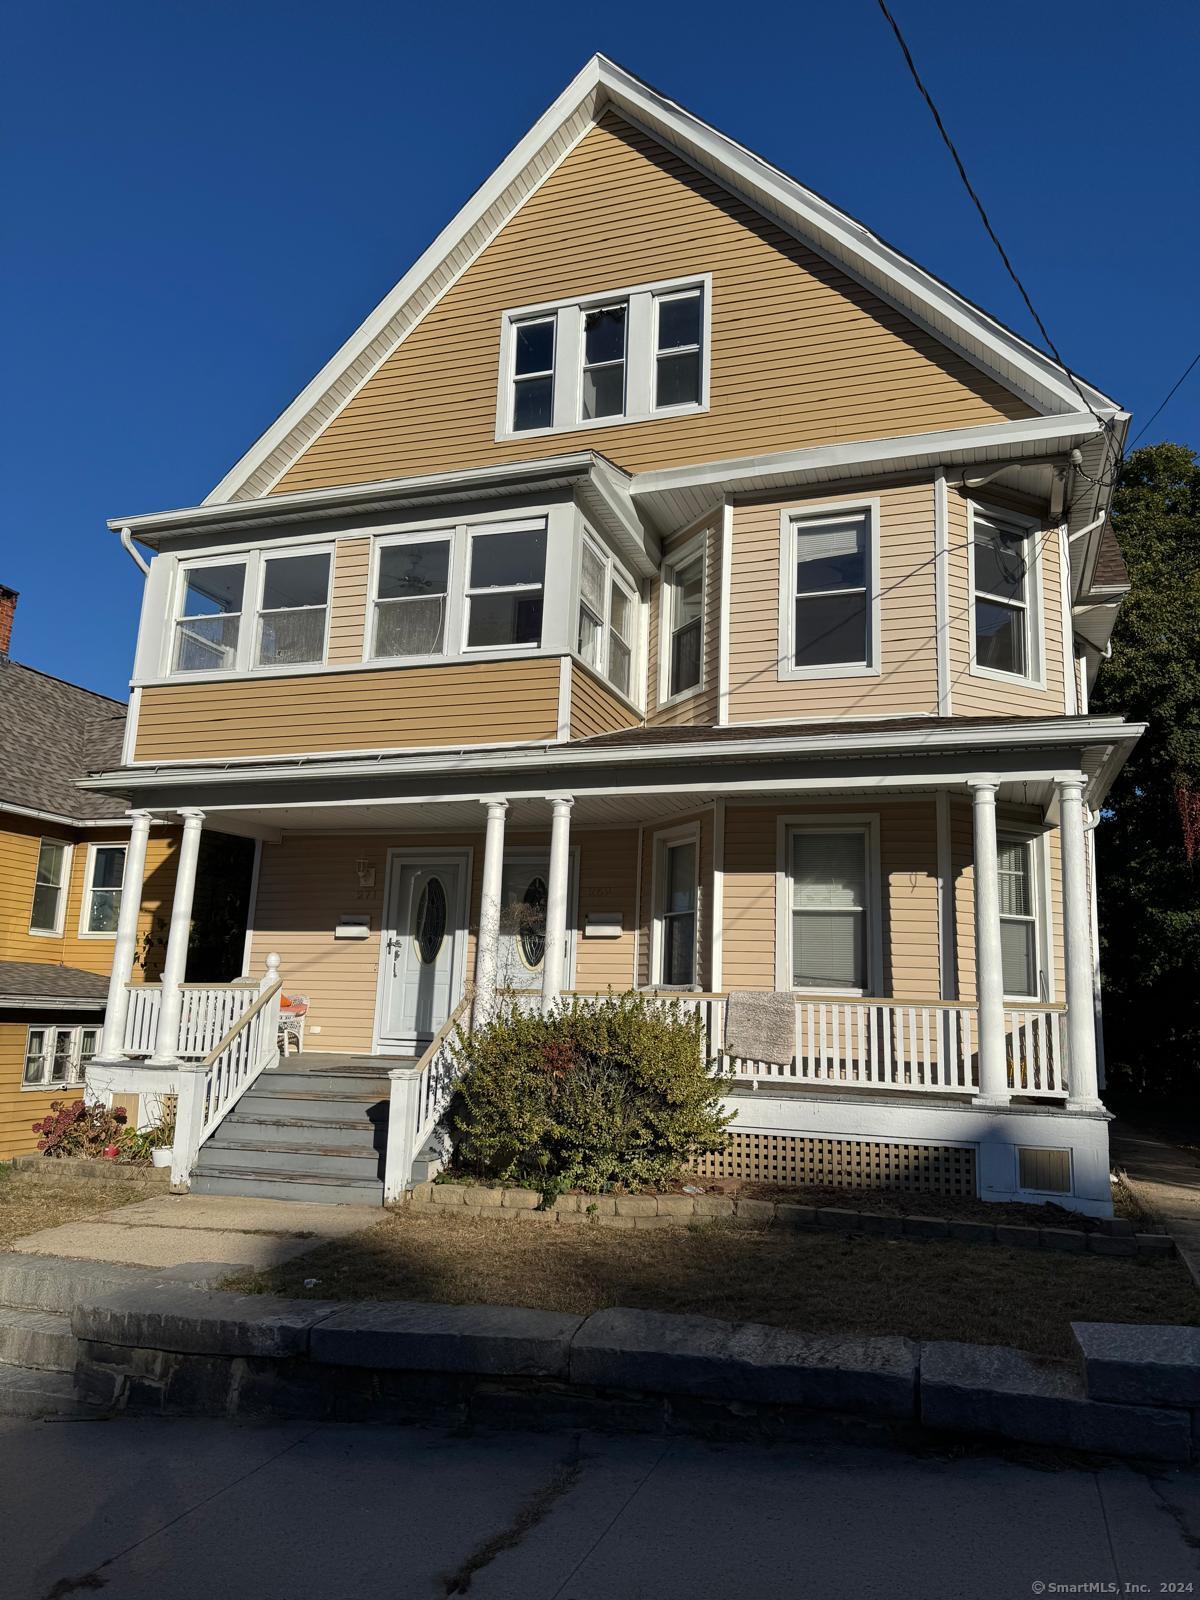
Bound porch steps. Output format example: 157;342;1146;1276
190;1060;392;1205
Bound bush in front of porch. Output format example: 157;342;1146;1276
448;993;732;1196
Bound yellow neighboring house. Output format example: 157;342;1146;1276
82;58;1137;1214
0;587;181;1157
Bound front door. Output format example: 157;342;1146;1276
379;858;464;1052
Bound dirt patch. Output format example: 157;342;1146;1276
0;1162;165;1250
226;1206;1200;1359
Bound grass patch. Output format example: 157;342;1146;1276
0;1162;165;1249
225;1208;1200;1359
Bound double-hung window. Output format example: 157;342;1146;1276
998;838;1041;998
577;535;637;698
81;843;127;936
23;1024;98;1089
501;276;709;437
655;834;698;988
372;537;451;659
787;825;873;992
29;839;70;935
464;524;547;650
172;547;331;675
786;507;874;673
972;508;1037;680
663;543;705;700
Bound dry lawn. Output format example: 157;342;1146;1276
0;1163;165;1249
229;1207;1200;1358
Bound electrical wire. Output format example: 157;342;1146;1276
1127;349;1200;450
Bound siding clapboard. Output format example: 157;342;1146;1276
272;113;1030;495
646;519;721;727
569;661;640;740
328;537;372;664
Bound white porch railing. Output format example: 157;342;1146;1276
171;957;284;1187
123;978;260;1059
383;995;472;1201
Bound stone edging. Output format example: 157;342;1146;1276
6;1155;169;1185
409;1182;1174;1259
60;1269;1200;1465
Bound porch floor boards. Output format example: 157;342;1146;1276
280;1053;415;1077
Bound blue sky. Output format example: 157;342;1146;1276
4;0;1197;700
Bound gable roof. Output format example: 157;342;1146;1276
205;55;1122;507
0;659;128;824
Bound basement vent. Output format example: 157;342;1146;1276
692;1134;977;1197
1018;1147;1071;1194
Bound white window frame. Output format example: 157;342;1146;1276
579;302;629;425
775;814;883;996
461;518;549;656
367;528;456;665
997;830;1050;1002
967;502;1045;688
28;837;73;938
649;822;702;991
167;544;333;679
658;531;708;708
496;273;711;441
575;530;639;702
777;499;881;682
22;1023;100;1091
78;840;128;940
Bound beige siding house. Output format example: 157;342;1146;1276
85;57;1137;1214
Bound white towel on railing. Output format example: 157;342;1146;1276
724;991;796;1065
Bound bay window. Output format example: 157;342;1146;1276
972;507;1039;681
663;541;705;700
464;525;546;649
786;506;874;674
576;533;637;698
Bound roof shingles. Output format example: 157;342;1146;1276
0;660;127;822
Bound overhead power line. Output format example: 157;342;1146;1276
874;0;1107;430
1127;349;1200;450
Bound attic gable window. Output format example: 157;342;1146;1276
499;275;710;440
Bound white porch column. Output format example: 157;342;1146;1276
969;777;1010;1107
99;810;153;1059
149;809;205;1064
541;796;573;1011
1058;773;1103;1110
472;799;508;1028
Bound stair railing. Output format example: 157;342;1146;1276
170;955;284;1188
383;994;471;1201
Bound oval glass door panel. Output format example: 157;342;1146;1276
518;877;547;969
413;877;448;965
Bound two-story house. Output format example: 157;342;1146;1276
83;58;1138;1214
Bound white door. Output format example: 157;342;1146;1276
496;855;573;994
380;859;463;1052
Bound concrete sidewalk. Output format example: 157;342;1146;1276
9;1192;380;1272
1112;1122;1200;1286
3;1415;1199;1600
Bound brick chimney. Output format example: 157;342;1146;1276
0;586;16;659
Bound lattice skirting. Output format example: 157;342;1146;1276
691;1133;978;1197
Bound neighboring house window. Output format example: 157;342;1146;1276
464;525;547;649
256;551;330;667
998;838;1040;998
577;534;638;698
29;839;70;935
788;827;871;992
511;317;555;432
972;508;1038;679
663;543;705;700
581;304;627;420
787;507;874;673
174;561;244;672
81;843;127;936
23;1024;98;1089
500;275;709;437
372;537;451;659
654;834;698;987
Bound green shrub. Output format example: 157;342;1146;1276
448;993;732;1194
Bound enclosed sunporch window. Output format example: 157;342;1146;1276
577;534;637;699
372;538;450;659
464;524;547;649
174;562;245;672
256;551;330;667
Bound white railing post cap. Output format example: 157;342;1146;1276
265;953;281;973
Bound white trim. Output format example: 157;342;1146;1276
933;475;951;716
717;500;732;724
27;837;74;939
657;529;708;708
241;838;263;975
775;813;883;996
632;824;644;987
1;802;123;831
121;686;141;766
77;840;128;941
935;789;956;1000
556;655;572;742
711;798;725;990
777;499;881;682
1058;523;1077;715
648;820;701;989
373;847;473;1054
496;274;712;443
966;501;1046;691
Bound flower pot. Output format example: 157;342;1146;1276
151;1148;173;1168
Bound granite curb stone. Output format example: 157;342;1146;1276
309;1300;582;1377
1072;1322;1200;1408
71;1286;346;1357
